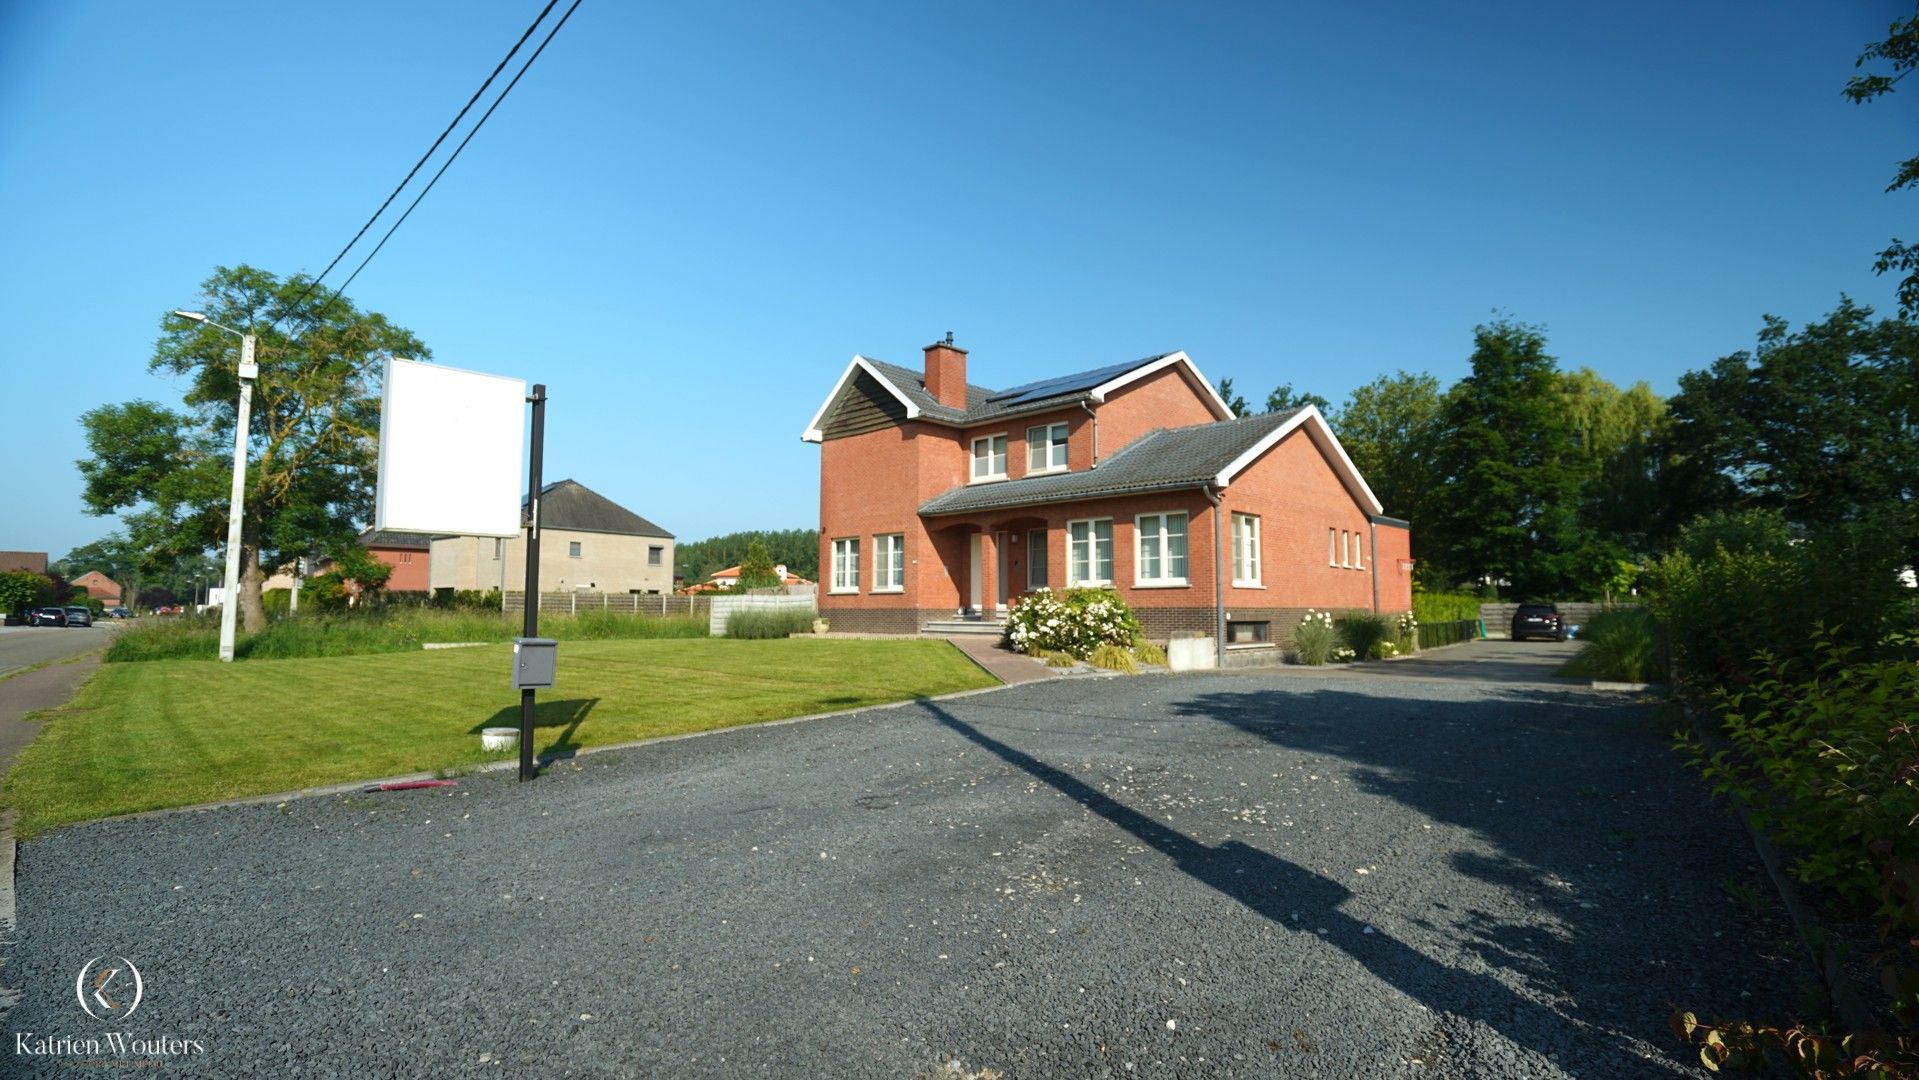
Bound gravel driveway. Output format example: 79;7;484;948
2;645;1803;1077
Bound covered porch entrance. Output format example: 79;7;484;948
923;515;1050;634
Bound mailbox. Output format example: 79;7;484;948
511;637;558;689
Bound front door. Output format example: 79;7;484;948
995;531;1010;613
969;533;983;614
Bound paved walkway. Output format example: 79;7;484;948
942;634;1060;684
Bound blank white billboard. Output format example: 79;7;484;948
375;358;525;538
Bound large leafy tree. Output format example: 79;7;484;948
1846;5;1919;317
1426;320;1618;596
51;534;144;596
1264;382;1330;414
1661;298;1919;568
1559;369;1668;553
78;265;428;632
1329;371;1445;535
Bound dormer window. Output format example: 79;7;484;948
971;434;1008;482
1026;423;1069;474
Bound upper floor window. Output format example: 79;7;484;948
400;552;413;564
492;538;504;561
1067;518;1113;586
971;434;1008;481
648;545;663;566
569;541;583;559
1026;423;1068;474
1232;513;1261;586
1135;512;1188;586
1354;531;1365;570
873;533;905;592
831;538;860;593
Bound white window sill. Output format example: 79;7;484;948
1232;580;1264;589
1067;580;1113;588
871;587;904;594
1133;580;1190;589
828;588;860;595
969;474;1009;485
1025;466;1068;477
1226;642;1277;651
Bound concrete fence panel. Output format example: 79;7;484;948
503;591;710;619
709;593;817;636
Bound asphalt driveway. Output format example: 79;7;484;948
2;644;1802;1077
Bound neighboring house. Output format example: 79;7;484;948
0;551;48;575
69;571;123;606
803;336;1412;647
359;529;433;592
430;479;675;595
687;563;814;593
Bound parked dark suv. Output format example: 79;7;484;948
1511;603;1566;642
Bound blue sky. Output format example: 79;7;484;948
1;2;1910;562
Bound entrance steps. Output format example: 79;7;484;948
921;617;1006;636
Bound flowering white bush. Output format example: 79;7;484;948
1395;611;1419;654
1004;587;1142;659
1294;609;1336;665
1331;646;1356;662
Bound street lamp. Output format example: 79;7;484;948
172;310;256;663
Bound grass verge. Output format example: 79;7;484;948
7;637;996;836
107;609;710;662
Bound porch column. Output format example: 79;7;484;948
979;530;1000;616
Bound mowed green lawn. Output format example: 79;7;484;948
7;638;997;836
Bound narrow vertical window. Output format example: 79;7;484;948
1027;528;1048;589
1329;528;1337;567
1232;513;1261;585
874;533;905;591
832;538;861;593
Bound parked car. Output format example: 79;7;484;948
64;606;94;627
29;607;68;627
106;607;133;619
1510;603;1566;642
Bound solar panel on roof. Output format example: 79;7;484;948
984;358;1155;405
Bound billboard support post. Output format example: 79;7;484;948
519;384;547;783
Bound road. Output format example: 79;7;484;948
0;623;114;679
1;641;1801;1077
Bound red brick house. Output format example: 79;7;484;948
69;570;123;606
803;337;1412;652
357;529;433;593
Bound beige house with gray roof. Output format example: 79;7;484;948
430;479;675;595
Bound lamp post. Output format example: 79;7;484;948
172;310;256;662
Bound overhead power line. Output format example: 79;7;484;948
322;0;584;309
281;0;577;331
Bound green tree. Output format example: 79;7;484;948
1846;6;1919;317
736;539;781;590
1215;377;1250;418
1559;369;1668;553
1264;383;1330;414
1659;299;1919;567
1427;319;1617;596
675;529;818;583
78;266;428;633
0;571;53;617
1329;371;1445;532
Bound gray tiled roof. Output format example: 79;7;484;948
865;353;1178;426
919;409;1304;516
357;528;434;550
532;479;674;538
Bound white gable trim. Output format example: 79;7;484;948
1212;406;1384;516
800;354;922;442
1087;351;1234;420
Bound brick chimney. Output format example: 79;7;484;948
923;332;968;411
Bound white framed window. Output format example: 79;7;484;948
970;434;1009;481
1026;423;1069;474
1354;531;1365;570
1342;530;1353;568
873;533;905;592
1328;527;1337;567
831;538;860;593
1232;513;1261;586
1134;512;1188;586
1067;518;1113;586
569;541;582;559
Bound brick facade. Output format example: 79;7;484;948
811;343;1413;643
